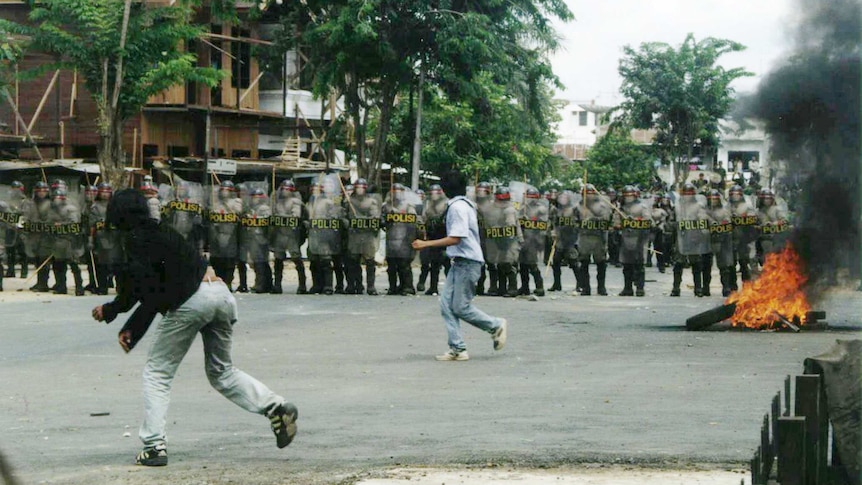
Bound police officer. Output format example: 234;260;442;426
654;194;675;273
345;178;381;295
81;184;98;292
165;180;204;252
474;182;494;295
728;184;757;290
705;189;734;297
756;188;789;264
417;184;448;295
518;188;549;296
208;180;243;291
484;186;521;297
89;183;122;294
49;188;85;295
613;185;651;296
240;188;272;293
549;190;579;293
24;181;53;292
307;178;344;295
4;181;27;278
606;187;621;267
270;180;307;294
670;183;712;297
383;183;419;295
140;181;161;221
576;184;612;296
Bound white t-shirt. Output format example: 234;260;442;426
445;196;484;263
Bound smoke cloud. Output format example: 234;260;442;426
750;0;861;295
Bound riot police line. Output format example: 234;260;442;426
0;176;791;298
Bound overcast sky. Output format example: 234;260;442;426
550;0;797;105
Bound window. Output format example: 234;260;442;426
231;149;251;158
167;146;189;158
72;145;98;158
142;144;159;157
211;25;223;105
579;111;588;126
231;29;251;89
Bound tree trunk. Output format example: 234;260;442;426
98;112;127;188
370;81;396;189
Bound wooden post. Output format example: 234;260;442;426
27;69;60;133
784;375;792;416
795;374;824;485
132;128;138;166
771;393;781;455
69;68;78;117
14;64;19;136
238;71;265;105
777;417;806;485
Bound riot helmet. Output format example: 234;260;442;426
622;185;637;204
476;181;492;197
525;188;541;199
354;178;368;196
544;188;558;202
758;188;775;207
11;180;24;192
429;184;443;200
494;186;511;201
97;182;113;200
85;185;98;202
176;181;190;199
582;183;597;202
680;182;697;196
728;185;744;203
391;183;405;203
415;188;425;201
277;179;295;198
250;188;267;206
219;180;237;200
707;189;722;208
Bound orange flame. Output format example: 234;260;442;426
726;242;811;329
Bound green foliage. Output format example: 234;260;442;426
565;128;656;190
615;34;752;181
0;29;22;90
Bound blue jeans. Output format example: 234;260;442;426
440;258;502;352
140;280;283;447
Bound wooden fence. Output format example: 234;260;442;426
749;372;840;485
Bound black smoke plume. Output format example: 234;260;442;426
750;0;861;295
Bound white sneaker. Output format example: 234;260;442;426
493;318;508;351
435;349;469;361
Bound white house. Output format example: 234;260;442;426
552;100;611;161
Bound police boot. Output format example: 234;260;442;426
0;264;4;290
5;254;14;278
18;253;28;279
236;263;249;293
344;259;359;294
502;264;517;297
618;264;634;296
573;262;585;293
272;259;284;294
596;261;608;296
549;264;562;292
417;263;429;293
701;262;712;297
692;263;703;297
294;258;308;294
531;265;545;296
720;268;733;297
71;263;84;296
487;264;500;296
399;260;416;295
476;265;486;295
31;259;50;292
322;261;334;295
333;258;345;294
52;260;68;294
365;262;378;295
253;262;273;294
518;264;530;295
386;261;399;295
635;265;646;297
670;264;683;297
427;263;440;295
740;262;751;283
84;258;96;293
579;263;591;295
646;251;653;267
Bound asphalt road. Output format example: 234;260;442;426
1;266;859;484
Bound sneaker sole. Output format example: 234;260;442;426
435;354;469;361
136;456;168;467
275;404;299;449
493;318;508;351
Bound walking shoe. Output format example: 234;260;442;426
268;402;299;449
135;444;168;466
493;318;508;351
435;349;469;361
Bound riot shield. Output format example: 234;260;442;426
0;186;24;249
89;199;123;265
553;190;579;257
239;189;271;263
484;199;521;265
707;203;735;267
50;189;86;261
269;186;306;257
508;181;536;212
347;192;382;258
675;196;711;255
421;193;449;240
308;175;343;257
577;195;612;260
383;186;420;259
518;197;549;264
617;199;652;264
207;185;242;259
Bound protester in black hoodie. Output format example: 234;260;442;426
91;189;298;467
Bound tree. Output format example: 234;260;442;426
1;0;223;187
615;34;752;185
571;127;656;190
289;0;572;186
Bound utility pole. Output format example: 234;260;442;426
410;65;424;191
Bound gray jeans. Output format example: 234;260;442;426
140;280;283;447
439;258;502;352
